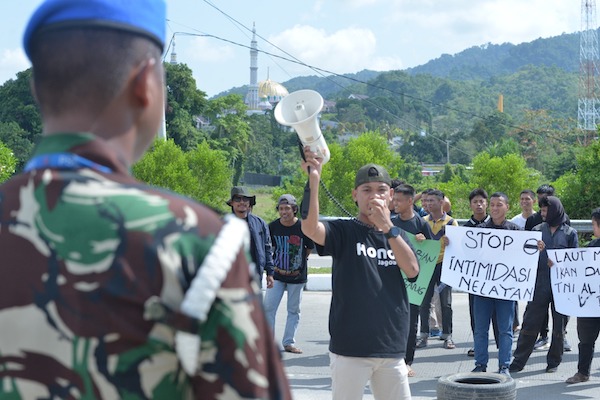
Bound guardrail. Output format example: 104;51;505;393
321;216;594;234
456;219;593;234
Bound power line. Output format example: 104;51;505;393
167;3;580;153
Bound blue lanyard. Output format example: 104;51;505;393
24;153;112;174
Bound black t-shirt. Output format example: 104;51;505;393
478;219;522;231
589;238;600;248
268;219;314;284
464;214;490;228
392;213;433;239
317;219;411;358
525;212;543;231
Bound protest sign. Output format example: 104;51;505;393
441;226;541;301
548;247;600;317
401;232;441;306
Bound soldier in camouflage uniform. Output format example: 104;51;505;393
0;1;291;399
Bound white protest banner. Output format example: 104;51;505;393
547;248;600;317
441;226;541;301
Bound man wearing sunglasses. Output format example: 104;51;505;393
227;186;275;289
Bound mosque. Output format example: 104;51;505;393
244;23;289;114
168;23;289;113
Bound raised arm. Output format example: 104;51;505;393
300;147;326;246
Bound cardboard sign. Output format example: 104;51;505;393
441;226;541;301
401;232;441;306
548;247;600;317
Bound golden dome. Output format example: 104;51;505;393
258;79;288;102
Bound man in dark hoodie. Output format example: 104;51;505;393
565;207;600;384
510;196;578;373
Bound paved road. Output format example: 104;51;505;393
269;290;600;399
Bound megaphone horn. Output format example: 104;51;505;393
274;89;330;164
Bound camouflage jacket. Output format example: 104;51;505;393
0;133;291;399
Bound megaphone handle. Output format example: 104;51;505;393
300;178;310;220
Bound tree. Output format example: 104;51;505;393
469;152;541;212
510;110;581;178
243;112;299;176
469;111;510;153
554;138;600;219
186;141;232;211
0;69;42;141
0;122;34;171
0;70;40;170
0;141;17;183
436;152;540;219
204;94;252;185
132;139;232;212
164;63;207;151
132;139;197;197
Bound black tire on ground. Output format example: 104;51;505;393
437;372;516;400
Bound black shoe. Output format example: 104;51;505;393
509;363;523;373
546;366;558;373
566;372;589;384
472;365;487;372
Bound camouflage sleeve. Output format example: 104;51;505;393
189;216;291;399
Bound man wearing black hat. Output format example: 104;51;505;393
301;150;419;400
227;186;275;288
264;194;314;354
0;1;291;399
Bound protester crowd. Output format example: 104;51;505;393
259;177;599;398
3;1;599;399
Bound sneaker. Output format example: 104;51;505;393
429;329;441;338
534;336;549;350
415;337;428;348
472;364;487;372
546;365;558;373
498;366;511;377
564;338;572;352
467;348;475;357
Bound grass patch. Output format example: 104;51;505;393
250;188;278;222
308;267;332;274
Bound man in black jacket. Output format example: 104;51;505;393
228;186;275;288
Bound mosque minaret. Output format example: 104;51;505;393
245;24;288;113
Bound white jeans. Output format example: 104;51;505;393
330;352;411;400
263;280;303;346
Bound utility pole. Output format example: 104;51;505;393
446;140;450;164
578;0;600;144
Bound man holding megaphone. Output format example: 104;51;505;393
300;146;419;400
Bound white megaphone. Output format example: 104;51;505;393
274;89;330;164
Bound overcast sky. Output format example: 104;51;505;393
1;0;584;97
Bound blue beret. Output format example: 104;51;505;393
23;0;166;60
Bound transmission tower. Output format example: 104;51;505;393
578;0;600;143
